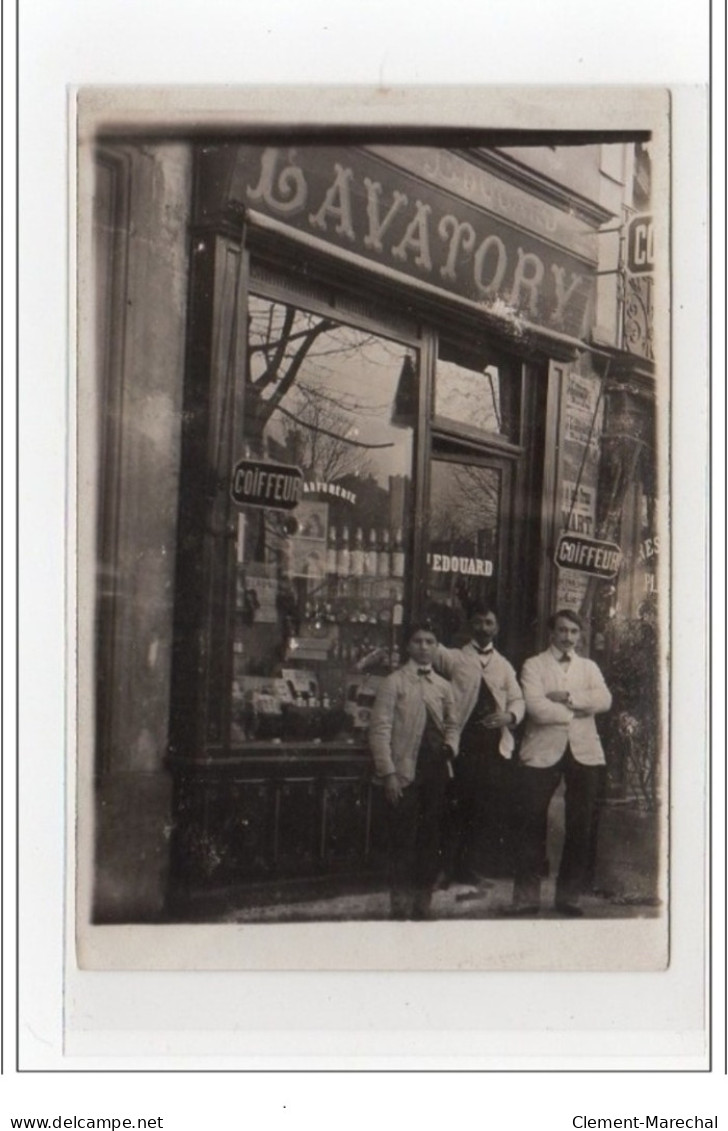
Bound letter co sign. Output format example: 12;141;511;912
626;214;654;275
231;458;304;510
555;533;622;580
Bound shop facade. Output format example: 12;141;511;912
89;134;661;921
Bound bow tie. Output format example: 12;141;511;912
558;652;572;664
417;667;432;677
474;645;493;656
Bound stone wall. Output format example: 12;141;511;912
92;143;192;921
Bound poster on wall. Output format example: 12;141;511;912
288;500;329;580
555;366;605;612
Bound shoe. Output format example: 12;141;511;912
411;893;434;920
554;902;584;917
390;894;412;920
500;904;539;917
452;868;483;887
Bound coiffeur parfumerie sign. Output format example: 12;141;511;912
197;146;598;340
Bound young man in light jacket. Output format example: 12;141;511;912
433;605;524;883
369;621;460;920
508;608;612;916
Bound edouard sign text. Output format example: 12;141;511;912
231;458;303;511
555;533;622;580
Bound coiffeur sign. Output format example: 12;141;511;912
231;458;303;511
198;146;597;340
555;533;622;580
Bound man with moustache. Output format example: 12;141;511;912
508;608;612;916
434;605;524;884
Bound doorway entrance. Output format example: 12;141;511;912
424;450;516;649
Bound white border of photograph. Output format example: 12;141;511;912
13;0;716;1077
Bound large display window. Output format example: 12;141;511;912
230;292;418;747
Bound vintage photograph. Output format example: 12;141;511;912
77;89;670;968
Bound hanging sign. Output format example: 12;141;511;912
555;533;622;580
626;213;654;275
231;458;303;510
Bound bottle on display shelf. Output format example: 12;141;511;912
336;525;350;578
377;529;391;578
364;529;378;576
326;525;338;575
391;527;405;578
350;527;364;577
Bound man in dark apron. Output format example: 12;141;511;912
435;606;524;884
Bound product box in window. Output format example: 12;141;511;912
240;676;293;740
280;668;319;704
278;667;348;742
344;674;383;733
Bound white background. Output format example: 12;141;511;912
5;0;725;1121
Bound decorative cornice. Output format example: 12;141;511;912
460;148;615;229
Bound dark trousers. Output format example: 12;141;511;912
512;747;602;908
387;745;449;901
445;745;514;879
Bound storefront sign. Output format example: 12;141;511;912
554;365;604;608
623;213;654;360
302;480;357;505
231;458;303;510
202;146;597;340
427;553;494;577
367;146;598;261
555;533;622;579
626;214;654;275
639;534;659;562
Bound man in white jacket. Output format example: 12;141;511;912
508;608;612;916
369;621;460;920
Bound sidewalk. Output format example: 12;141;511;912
223;873;660;923
221;792;661;924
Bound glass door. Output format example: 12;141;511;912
424;451;514;648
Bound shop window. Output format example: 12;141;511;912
230;294;417;747
434;341;521;444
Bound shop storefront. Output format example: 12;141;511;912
157;141;626;913
88;131;663;922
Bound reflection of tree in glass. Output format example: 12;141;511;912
435;362;502;433
246;299;399;474
281;385;374;483
430;465;500;549
246;303;337;441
